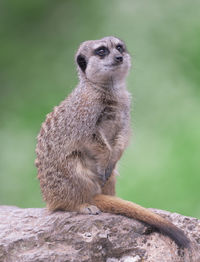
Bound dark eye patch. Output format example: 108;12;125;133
76;54;87;72
116;44;124;53
94;46;109;58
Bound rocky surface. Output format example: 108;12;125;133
0;206;199;262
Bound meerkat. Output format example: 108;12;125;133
35;36;190;248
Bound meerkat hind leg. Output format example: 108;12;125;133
73;160;102;215
78;172;116;215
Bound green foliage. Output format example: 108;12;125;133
0;0;200;218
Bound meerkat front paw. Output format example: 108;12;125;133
105;164;115;181
79;204;101;215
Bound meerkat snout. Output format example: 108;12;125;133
114;55;123;64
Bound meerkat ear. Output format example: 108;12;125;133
76;54;87;73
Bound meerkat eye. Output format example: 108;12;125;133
94;46;109;57
116;44;124;53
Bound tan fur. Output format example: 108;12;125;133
35;36;190;248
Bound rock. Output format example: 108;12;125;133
0;206;199;262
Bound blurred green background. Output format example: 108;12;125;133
0;0;200;218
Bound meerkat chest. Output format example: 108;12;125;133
96;103;128;143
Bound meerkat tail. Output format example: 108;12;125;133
93;194;190;248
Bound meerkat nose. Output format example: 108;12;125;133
114;56;123;63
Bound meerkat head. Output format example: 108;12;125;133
75;36;131;86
